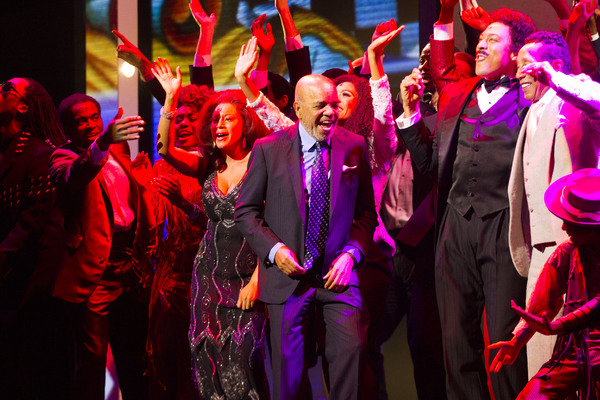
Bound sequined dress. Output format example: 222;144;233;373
189;171;269;400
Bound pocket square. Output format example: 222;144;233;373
342;165;358;173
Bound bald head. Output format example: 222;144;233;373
293;74;339;141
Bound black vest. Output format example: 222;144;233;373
447;84;522;217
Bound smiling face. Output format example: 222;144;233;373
516;42;551;103
210;102;244;153
475;22;516;80
68;101;104;148
174;105;200;150
294;76;339;141
336;81;358;122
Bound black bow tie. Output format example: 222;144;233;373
482;76;512;93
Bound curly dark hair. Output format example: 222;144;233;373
177;84;214;113
333;74;374;142
197;89;270;177
490;8;537;54
20;78;66;147
524;31;571;74
58;93;101;138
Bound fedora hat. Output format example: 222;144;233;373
544;168;600;225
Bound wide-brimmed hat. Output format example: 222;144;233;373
544;168;600;225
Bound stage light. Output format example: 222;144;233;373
120;61;136;78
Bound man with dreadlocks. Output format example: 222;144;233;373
0;77;70;399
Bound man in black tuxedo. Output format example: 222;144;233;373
235;74;377;399
396;9;536;400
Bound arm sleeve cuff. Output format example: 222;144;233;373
285;35;303;52
193;53;211;67
342;246;361;265
268;242;285;264
395;108;422;130
592;33;600;41
434;22;454;41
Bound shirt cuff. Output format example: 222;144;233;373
194;53;211;67
434;22;453;41
268;242;285;264
592;33;600;41
246;91;264;108
250;69;268;90
395;108;422;130
342;245;361;265
90;140;109;165
285;35;303;52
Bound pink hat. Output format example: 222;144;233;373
544;168;600;225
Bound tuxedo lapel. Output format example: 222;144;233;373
437;78;481;166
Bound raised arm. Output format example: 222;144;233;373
520;60;600;114
189;0;216;87
152;57;206;177
566;0;598;74
236;37;294;132
235;37;262;103
251;14;275;84
275;0;311;92
367;20;405;81
114;29;154;82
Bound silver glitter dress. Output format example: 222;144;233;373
189;171;269;400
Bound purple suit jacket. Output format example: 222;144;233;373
234;123;377;304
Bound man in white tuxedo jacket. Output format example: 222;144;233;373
509;31;600;376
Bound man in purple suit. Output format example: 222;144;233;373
235;74;377;399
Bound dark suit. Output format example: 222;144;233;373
235;123;377;399
399;77;530;400
0;133;69;399
49;140;155;400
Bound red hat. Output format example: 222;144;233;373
544;168;600;225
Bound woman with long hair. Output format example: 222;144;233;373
153;57;271;400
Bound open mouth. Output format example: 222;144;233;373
319;120;335;132
215;132;229;141
520;82;532;89
476;52;487;61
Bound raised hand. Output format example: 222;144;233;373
113;29;154;80
152;57;182;99
400;68;425;117
251;14;275;54
439;0;460;24
97;107;145;150
189;0;216;30
323;252;354;292
569;0;598;32
235;37;259;81
369;24;404;59
461;6;491;32
372;18;398;42
113;29;146;68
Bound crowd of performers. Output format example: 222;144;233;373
2;0;600;399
